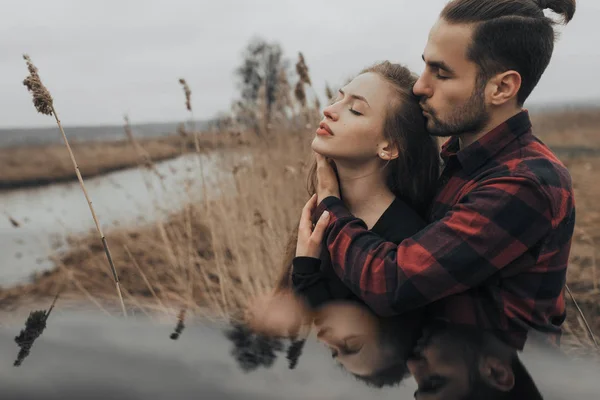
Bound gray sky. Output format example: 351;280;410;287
0;0;597;128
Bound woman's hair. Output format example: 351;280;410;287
275;61;440;291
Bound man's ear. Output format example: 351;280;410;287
487;70;521;106
479;356;515;392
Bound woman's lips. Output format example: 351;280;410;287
316;122;333;136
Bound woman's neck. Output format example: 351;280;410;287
334;159;395;228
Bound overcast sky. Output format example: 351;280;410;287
0;0;597;128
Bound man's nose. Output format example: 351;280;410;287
406;356;426;376
413;75;432;98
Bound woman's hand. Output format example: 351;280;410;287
315;153;340;203
296;194;330;258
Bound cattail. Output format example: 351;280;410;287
179;78;192;112
295;52;312;86
21;54;127;317
286;338;306;369
13;291;60;367
22;55;53;116
170;308;187;340
294;81;306;107
224;322;285;372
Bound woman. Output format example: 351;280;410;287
242;61;440;386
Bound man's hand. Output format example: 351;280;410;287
315;153;340;203
296;194;330;258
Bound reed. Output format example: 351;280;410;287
22;54;127;317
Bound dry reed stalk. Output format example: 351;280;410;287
178;78;210;207
22;54;127;317
123;115;165;182
58;264;113;318
122;114;186;297
123;245;169;315
566;284;599;348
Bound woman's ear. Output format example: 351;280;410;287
379;142;400;160
478;356;515;392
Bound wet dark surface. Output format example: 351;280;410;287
0;312;598;399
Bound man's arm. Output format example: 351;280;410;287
319;175;556;316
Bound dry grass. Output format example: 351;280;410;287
0;129;312;321
531;108;600;148
1;107;600;352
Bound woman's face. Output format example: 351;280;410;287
311;72;393;163
313;301;391;377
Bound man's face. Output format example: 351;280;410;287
406;331;472;400
413;19;490;137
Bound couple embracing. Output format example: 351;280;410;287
245;0;577;398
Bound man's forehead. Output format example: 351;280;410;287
424;19;475;67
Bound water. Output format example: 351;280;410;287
0;312;597;399
0;152;232;287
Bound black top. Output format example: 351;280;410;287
292;197;427;309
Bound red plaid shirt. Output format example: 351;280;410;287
317;110;575;350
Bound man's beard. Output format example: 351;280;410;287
421;83;490;137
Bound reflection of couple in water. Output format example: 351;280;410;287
230;0;579;398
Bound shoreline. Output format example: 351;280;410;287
0;132;249;190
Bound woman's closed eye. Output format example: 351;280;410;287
349;108;362;116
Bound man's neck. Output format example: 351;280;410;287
334;160;396;226
458;107;522;150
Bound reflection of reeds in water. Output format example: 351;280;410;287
21;55;127;317
286;338;305;370
224;321;285;372
13;291;60;367
170;308;186;340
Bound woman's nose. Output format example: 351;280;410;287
323;106;338;121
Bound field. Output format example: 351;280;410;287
0;106;599;354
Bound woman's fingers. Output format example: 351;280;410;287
299;194;317;233
310;210;330;242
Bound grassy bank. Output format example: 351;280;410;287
0;130;249;190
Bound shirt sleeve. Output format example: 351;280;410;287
291;257;332;309
320;175;555;317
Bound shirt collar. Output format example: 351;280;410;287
440;110;532;175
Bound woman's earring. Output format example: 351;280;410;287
380;152;386;158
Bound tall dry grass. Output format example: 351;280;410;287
0;127;313;320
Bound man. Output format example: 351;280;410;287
407;322;543;399
308;0;577;351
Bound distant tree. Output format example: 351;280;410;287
235;37;290;133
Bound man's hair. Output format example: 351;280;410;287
416;322;543;400
352;312;424;388
462;356;543;400
352;361;410;388
441;0;576;105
